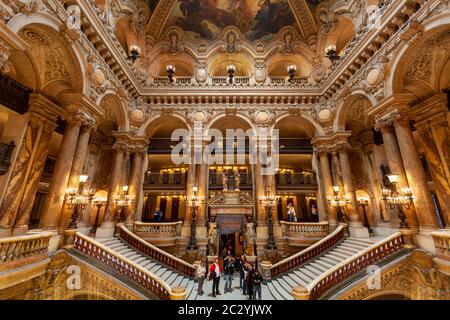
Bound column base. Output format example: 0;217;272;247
181;223;191;238
46;230;62;253
12;225;28;236
0;228;12;238
348;222;370;238
414;227;437;254
95;222;115;239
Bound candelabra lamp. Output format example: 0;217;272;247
129;45;140;63
382;174;414;229
114;185;135;223
227;64;236;84
357;197;373;234
90;197;107;234
327;185;350;223
187;186;204;250
167;65;176;83
258;187;278;250
325;45;339;62
64;175;95;229
287;65;297;83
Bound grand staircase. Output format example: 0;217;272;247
98;237;199;300
263;237;374;300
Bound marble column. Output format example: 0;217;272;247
125;146;147;227
12;117;56;233
254;161;266;225
377;123;419;228
338;143;369;238
318;148;337;227
183;162;197;224
393;115;439;229
39;114;83;230
313;153;327;222
196;162;208;224
95;140;126;238
0;97;59;235
415;121;450;228
58;123;95;229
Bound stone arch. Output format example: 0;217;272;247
266;52;312;78
323;16;356;54
8;12;89;99
207;51;254;77
146;50;195;77
386;13;450;100
138;113;191;138
204;112;257;136
65;290;117;300
334;94;373;133
365;290;412;300
98;93;129;132
271;112;324;138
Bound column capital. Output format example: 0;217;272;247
113;140;128;153
374;109;410;132
410;93;448;125
28;94;64;123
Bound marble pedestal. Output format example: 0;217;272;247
348;222;370;238
95;222;115;239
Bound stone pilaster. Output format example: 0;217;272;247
317;147;337;227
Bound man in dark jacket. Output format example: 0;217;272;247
252;270;263;300
246;265;254;299
223;254;234;293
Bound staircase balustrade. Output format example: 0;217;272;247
0;232;52;271
270;225;345;278
307;232;405;300
72;232;173;300
431;231;450;262
280;221;329;239
134;221;182;246
119;225;196;278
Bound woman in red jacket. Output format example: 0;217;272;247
209;258;222;297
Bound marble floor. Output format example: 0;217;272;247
194;275;272;300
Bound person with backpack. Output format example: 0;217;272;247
196;261;206;295
209;258;222;297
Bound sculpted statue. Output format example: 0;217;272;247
222;173;228;191
234;171;241;191
66;5;81;31
282;31;294;54
207;223;218;256
244;222;256;256
225;31;238;54
168;31;180;54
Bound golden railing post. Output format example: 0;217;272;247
170;286;187;300
292;285;310;300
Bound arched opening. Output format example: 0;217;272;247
143;116;190;223
273;116;316;222
209;53;253;77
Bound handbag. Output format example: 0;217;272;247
209;270;216;280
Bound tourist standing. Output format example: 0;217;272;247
223;254;234;293
287;203;296;222
252;270;263;300
196;261;206;295
209;258;222;297
234;255;246;291
311;204;319;222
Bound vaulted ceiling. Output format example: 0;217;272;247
145;0;324;42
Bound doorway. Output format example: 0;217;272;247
219;232;243;258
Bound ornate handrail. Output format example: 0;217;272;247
134;221;182;244
0;232;52;271
119;225;196;278
307;232;405;300
280;221;329;238
72;232;173;300
431;231;450;262
271;225;345;278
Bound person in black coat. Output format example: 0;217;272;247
246;265;254;300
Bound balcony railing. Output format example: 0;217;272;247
72;232;173;300
270;225;345;278
280;221;329;246
308;232;405;300
0;232;52;271
276;172;317;188
431;231;450;262
119;225;196;278
144;172;187;189
134;221;182;247
148;138;313;154
0;142;15;175
209;172;253;190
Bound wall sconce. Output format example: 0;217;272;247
325;44;339;62
129;45;140;63
167;65;176;83
287;65;297;83
227;64;236;84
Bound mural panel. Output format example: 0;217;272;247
165;0;296;41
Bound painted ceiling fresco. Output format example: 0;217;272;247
165;0;298;42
